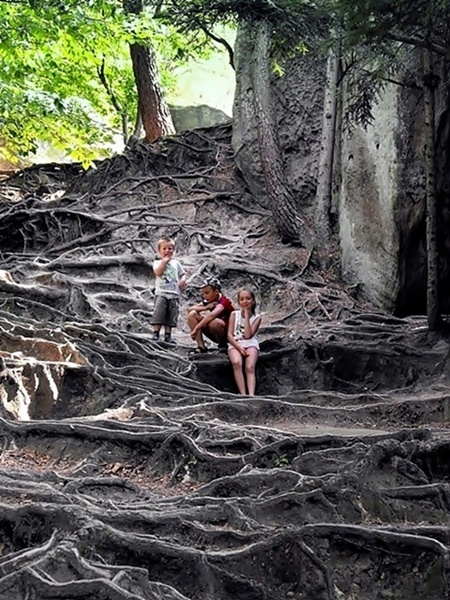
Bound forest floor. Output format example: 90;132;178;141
0;124;450;599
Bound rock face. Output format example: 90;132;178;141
232;21;325;210
232;26;450;314
339;83;403;310
273;55;326;211
339;57;432;314
170;104;231;132
232;21;268;204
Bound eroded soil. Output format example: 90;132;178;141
0;125;449;599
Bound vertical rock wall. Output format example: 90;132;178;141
339;84;402;309
232;25;450;314
232;21;267;203
394;74;427;315
272;56;325;209
232;21;325;210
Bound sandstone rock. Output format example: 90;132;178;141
169;104;231;132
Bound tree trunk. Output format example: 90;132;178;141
314;48;340;242
124;0;174;143
422;46;440;330
129;44;174;142
244;19;312;246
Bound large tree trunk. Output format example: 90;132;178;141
314;49;340;242
124;0;174;143
129;44;174;142
233;18;312;246
422;46;440;330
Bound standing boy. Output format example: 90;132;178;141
187;276;234;354
152;236;186;345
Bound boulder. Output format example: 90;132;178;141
169;104;231;132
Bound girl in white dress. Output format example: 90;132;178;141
227;289;262;395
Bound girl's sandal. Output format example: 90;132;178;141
188;347;208;356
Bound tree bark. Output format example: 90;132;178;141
422;46;440;330
124;0;174;143
314;48;340;242
242;19;312;246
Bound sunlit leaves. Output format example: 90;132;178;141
0;0;214;164
0;0;128;162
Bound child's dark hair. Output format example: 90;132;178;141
237;288;257;315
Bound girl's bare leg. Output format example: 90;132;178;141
245;347;259;395
228;348;246;395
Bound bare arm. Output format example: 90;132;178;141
153;257;170;277
228;312;249;355
227;312;242;351
188;301;214;313
178;273;187;291
196;303;224;329
243;313;262;339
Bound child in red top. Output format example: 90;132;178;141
187;276;234;354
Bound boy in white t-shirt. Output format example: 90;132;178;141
152;236;186;345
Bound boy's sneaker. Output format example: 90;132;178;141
164;335;176;346
151;332;160;341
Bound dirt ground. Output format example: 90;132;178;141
0;125;449;599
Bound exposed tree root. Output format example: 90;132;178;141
0;125;449;598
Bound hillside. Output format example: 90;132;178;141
0;124;449;599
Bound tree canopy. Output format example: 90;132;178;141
0;0;217;165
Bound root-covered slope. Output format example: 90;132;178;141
0;124;449;599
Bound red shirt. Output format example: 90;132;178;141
216;295;234;326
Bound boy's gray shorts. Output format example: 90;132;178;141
152;295;180;328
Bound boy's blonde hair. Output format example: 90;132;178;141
157;236;175;250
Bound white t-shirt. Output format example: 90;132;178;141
228;310;260;350
153;259;185;297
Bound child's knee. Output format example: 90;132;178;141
229;354;242;368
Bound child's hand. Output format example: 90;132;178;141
202;301;216;310
239;347;249;357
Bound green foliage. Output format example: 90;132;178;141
332;0;447;44
329;0;450;125
8;0;444;163
0;0;125;163
0;0;217;165
160;0;327;60
273;453;290;467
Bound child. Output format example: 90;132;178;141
227;289;262;395
187;276;234;354
152;236;186;345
